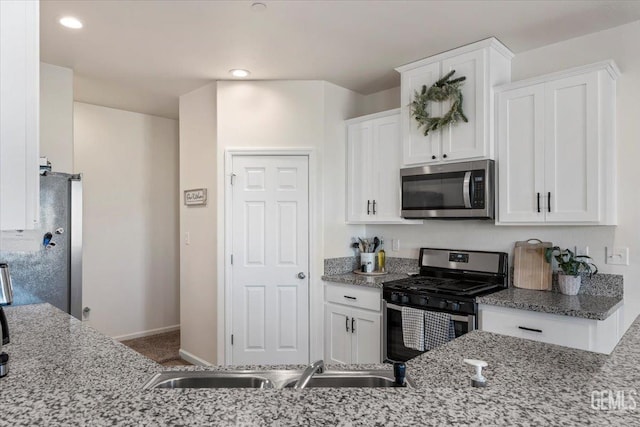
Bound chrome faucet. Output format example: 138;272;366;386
294;360;325;389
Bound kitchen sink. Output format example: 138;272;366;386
285;371;414;388
144;369;414;390
143;371;279;389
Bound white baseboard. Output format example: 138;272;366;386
179;348;213;366
113;324;180;341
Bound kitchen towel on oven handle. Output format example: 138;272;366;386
401;306;425;351
424;311;456;351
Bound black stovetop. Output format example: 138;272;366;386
383;276;502;297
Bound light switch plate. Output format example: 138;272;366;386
605;246;629;265
392;239;400;251
575;246;589;257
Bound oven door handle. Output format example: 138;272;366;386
463;171;472;209
385;303;472;323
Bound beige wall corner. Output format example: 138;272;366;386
73;102;180;338
179;82;219;364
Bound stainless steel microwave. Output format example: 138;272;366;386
400;159;495;219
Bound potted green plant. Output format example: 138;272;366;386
544;247;598;295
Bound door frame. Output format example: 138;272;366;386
221;148;319;365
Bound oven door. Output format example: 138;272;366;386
384;302;475;363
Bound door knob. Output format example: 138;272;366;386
297;272;306;279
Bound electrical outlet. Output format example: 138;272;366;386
606;247;629;265
392;239;400;251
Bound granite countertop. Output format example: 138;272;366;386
3;303;640;425
321;272;408;288
477;287;624;320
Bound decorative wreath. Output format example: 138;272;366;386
410;69;468;136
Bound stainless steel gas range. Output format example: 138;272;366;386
383;248;508;362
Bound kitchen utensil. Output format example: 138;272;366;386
373;237;380;251
0;263;13;346
513;239;553;290
0;264;13;306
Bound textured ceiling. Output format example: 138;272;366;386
40;1;640;119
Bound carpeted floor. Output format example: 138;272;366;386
121;330;191;367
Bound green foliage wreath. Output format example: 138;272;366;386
410;70;468;136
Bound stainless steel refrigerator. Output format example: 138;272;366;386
0;172;82;319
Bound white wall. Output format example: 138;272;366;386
73;102;180;339
178;83;219;365
323;82;366;258
40;63;73;173
179;80;362;364
360;86;401;116
368;21;640;332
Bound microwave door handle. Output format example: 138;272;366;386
463;171;472;208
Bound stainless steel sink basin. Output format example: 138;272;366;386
143;371;278;389
144;369;414;390
285;370;414;388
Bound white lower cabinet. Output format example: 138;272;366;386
324;283;381;364
478;304;622;354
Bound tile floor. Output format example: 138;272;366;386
121;330;191;367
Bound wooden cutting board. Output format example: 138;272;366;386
513;239;553;291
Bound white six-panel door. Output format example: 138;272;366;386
231;155;309;365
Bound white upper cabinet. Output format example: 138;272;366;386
496;61;619;225
346;109;420;224
396;38;512;166
0;0;40;230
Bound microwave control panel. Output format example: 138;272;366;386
471;171;485;208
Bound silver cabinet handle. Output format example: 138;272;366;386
297;272;306;279
351;318;355;333
346;316;350;332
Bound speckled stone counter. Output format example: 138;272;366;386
477;288;623;320
3;303;640;425
321;272;408;288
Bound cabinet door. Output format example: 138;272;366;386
350;308;381;364
324;304;352;364
0;0;39;230
400;62;442;165
441;49;486;161
497;84;545;223
371;114;402;221
346;121;374;222
544;72;600;222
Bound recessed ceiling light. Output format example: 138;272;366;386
251;2;267;12
59;16;83;29
230;69;251;78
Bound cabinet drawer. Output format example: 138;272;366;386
325;283;381;312
479;304;591;350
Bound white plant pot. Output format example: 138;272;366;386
558;274;581;295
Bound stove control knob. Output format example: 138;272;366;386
449;302;460;311
419;297;428;305
400;294;410;304
390;292;399;302
438;300;447;309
